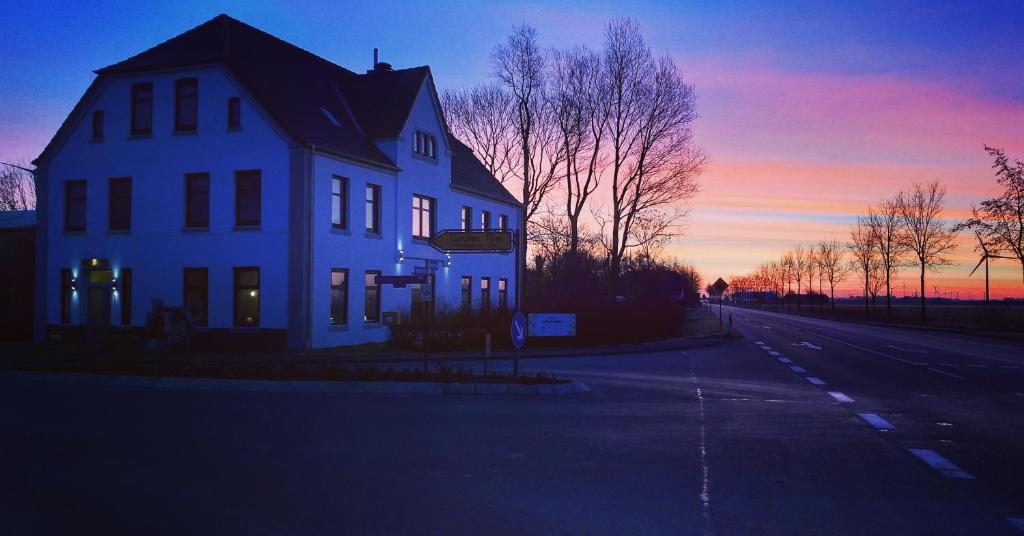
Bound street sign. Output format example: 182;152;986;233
420;284;433;301
511;312;526;349
712;277;729;295
528;313;576;336
429;229;513;253
376;274;427;288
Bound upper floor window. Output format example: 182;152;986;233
131;83;153;136
108;177;132;231
414;131;437;159
498;214;509;230
412;194;435;239
461;206;472;231
185;172;210;228
331;176;348;230
365;184;381;233
481;210;491;230
235;170;261;227
175;78;198;132
64;180;86;232
91;110;104;140
227;97;241;129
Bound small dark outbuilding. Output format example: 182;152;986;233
0;210;35;341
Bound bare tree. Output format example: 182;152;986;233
849;217;879;318
817;239;848;311
441;84;516;182
599;18;705;285
0;162;36;211
867;199;909;312
896;181;958;322
957;146;1024;285
791;244;807;308
806;246;817;300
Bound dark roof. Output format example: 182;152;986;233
38;14;517;205
450;139;519;206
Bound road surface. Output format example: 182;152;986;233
2;308;1023;534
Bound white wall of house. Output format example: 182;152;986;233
41;66;292;332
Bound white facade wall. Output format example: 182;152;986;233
41;66;292;333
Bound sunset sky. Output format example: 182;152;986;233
3;1;1023;297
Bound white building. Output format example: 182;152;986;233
32;14;520;349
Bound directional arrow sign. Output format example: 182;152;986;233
511;313;526;349
429;229;513;253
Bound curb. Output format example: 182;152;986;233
0;370;590;396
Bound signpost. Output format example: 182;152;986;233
429;229;514;253
376;274;426;288
511;312;526;376
712;277;729;331
527;313;576;337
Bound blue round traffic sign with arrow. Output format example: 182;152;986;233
511;313;526;349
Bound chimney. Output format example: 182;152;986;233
373;48;379;68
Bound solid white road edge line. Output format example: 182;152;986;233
859;413;895;430
928;367;966;380
908;448;974;479
828;391;855;403
805;376;826;385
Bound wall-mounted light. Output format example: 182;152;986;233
111;277;118;293
397;249;405;263
89;258;99;267
444;253;452;267
70;277;78;292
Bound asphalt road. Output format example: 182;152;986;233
2;309;1023;534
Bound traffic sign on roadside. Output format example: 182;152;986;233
429;229;513;253
712;277;729;295
511;313;526;349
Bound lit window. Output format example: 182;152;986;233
365;184;381;233
332;176;348;229
498;278;508;310
412;194;434;239
461;276;472;313
461;206;472;231
498;214;508;230
481;210;491;230
364;271;381;322
331;268;348;325
480;277;491;310
234;267;260;326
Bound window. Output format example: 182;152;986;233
175;78;198;132
481;210;491;230
233;267;259;327
414;131;437;159
227;97;241;129
331;176;348;230
184;268;208;327
184;173;210;228
498;214;509;230
120;268;132;325
461;276;472;313
364;270;381;323
461;206;472;231
92;110;104;140
131;82;153;135
480;277;491;310
108;177;131;231
65;180;86;232
330;268;348;325
235;170;261;227
412;194;435;239
411;274;435;321
61;269;72;324
498;278;508;310
365;184;381;233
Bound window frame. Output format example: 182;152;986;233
498;214;509;230
233;266;260;327
414;131;437;160
365;183;381;233
481;210;491;230
130;82;153;136
64;179;87;232
331;175;348;230
498;278;508;310
461;206;472;231
480;276;491;310
461;275;472;313
174;77;198;133
183;267;209;327
235;170;261;227
330;268;349;325
227;97;241;129
364;270;381;323
108;177;132;232
411;194;435;239
184;172;210;229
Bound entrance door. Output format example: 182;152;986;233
86;269;113;325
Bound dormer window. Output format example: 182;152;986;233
414;131;437;159
175;78;198;132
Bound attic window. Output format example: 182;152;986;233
414;131;437;159
320;107;341;127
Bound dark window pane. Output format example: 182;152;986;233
120;268;132;325
235;170;261;226
330;268;348;325
175;78;198;131
185;173;210;228
228;97;240;128
131;83;152;135
65;180;86;232
184;268;208;326
461;276;471;313
109;177;131;231
92;110;104;139
364;271;380;322
234;268;259;327
331;176;347;229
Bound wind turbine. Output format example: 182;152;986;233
968;231;1013;303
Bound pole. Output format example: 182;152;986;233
423;259;430;374
985;256;990;303
513;229;522;378
718;293;723;332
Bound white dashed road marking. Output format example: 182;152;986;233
908;449;974;479
762;347;773;351
778;357;793;363
859;413;895;430
790;366;807;373
928;367;966;380
828;391;855;403
768;351;781;356
755;341;764;345
805;377;826;385
1007;518;1024;532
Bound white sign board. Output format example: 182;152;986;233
528;313;577;337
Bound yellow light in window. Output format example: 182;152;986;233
90;258;98;267
249;290;257;298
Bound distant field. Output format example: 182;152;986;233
734;302;1024;333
